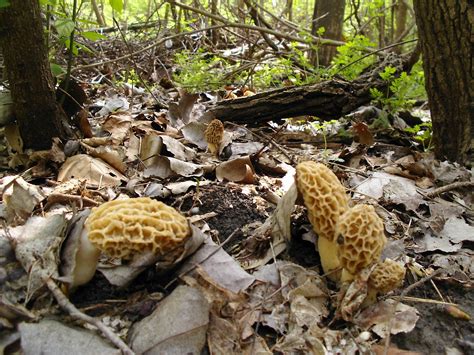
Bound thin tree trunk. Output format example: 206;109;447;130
310;0;346;66
413;0;473;163
286;0;293;22
393;0;408;52
0;0;69;150
91;0;106;27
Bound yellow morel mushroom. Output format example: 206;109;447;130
364;259;405;305
336;204;387;282
65;197;190;290
295;161;350;279
205;119;224;157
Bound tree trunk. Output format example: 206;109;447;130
91;0;106;27
413;0;473;164
0;0;69;150
311;0;346;66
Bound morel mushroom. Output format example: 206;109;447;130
336;204;387;282
63;197;190;290
295;161;350;279
204;119;224;157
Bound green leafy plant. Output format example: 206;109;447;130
330;35;376;80
405;121;433;150
370;63;426;112
173;49;227;92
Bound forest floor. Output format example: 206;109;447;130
0;36;473;354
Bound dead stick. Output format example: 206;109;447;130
42;276;135;355
426;181;474;198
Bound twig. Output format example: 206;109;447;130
426;181;474;199
42;275;135;355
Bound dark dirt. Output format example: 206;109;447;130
176;183;271;251
392;281;474;354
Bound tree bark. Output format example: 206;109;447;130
311;0;346;66
0;0;69;150
207;52;415;124
413;0;473;163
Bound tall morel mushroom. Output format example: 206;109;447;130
204;119;224;157
62;197;191;290
336;204;387;282
295;161;349;279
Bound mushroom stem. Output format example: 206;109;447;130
340;268;355;283
362;288;379;308
71;228;101;290
318;237;341;280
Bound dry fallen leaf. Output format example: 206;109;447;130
58;154;127;187
216;156;255;183
1;176;45;223
129;285;209;354
19;319;120;355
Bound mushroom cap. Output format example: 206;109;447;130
295;161;349;241
205;119;225;145
336;204;387;275
85;197;190;259
369;259;405;293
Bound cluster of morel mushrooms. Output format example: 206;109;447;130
61;139;405;309
296;161;406;306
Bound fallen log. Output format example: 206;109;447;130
206;50;419;124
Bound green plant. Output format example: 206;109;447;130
405;121;433;151
330;35;376;80
173;49;227;92
370;63;426;112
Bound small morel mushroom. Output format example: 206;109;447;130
205;119;224;157
295;161;350;279
336;204;387;282
364;258;406;306
64;197;190;290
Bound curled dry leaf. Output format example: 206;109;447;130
140;132;163;167
58;154;127;187
7;214;67;300
181;121;208;150
1;176;45;223
81;143;127;173
101;112;132;141
216;156;255;183
143;156;204;179
161;135;197;161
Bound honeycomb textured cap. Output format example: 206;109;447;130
337;204;387;275
296;161;349;241
369;259;405;293
205;119;225;145
85;197;190;259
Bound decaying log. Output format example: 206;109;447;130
206;51;418;124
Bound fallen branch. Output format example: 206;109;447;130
206;48;419;124
42;276;135;355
